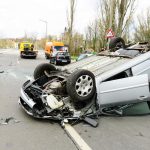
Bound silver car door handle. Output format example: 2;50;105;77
138;96;148;101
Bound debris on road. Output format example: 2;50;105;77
0;117;20;125
0;71;4;73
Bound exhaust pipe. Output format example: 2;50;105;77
20;88;36;109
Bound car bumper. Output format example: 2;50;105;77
57;59;71;64
21;51;37;57
19;87;63;120
20;87;36;109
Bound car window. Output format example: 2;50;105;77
105;69;132;82
57;52;70;56
57;53;63;56
54;46;64;51
24;44;30;47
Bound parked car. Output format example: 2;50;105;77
19;48;150;127
45;41;67;59
50;51;71;65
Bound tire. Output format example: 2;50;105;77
33;63;56;80
20;53;23;58
66;69;96;103
54;59;57;65
45;54;49;59
109;37;126;51
68;61;71;64
49;59;52;64
33;56;36;59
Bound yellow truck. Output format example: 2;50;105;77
18;42;38;58
44;41;65;59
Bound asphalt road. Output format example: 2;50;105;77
0;49;150;150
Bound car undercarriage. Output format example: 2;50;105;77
19;44;150;127
19;70;99;126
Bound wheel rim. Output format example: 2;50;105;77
75;75;93;97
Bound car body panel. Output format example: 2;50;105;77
64;55;129;76
115;49;140;57
99;74;150;106
96;51;150;82
132;59;150;81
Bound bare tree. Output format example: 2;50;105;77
85;20;99;51
67;0;77;53
134;9;150;42
116;0;135;37
85;25;93;49
86;0;136;51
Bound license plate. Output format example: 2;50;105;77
62;60;67;62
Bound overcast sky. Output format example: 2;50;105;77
0;0;149;39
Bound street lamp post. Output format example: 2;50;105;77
40;19;48;41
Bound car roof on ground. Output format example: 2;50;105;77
64;55;129;76
63;52;150;79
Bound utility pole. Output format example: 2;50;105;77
40;19;48;41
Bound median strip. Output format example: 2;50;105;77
63;123;92;150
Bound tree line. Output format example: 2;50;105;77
0;0;149;55
64;0;150;55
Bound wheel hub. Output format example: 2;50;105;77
75;75;93;97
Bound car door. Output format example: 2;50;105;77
98;74;150;106
132;59;150;82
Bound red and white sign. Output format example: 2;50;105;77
106;29;115;38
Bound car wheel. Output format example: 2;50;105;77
54;59;57;65
109;37;126;51
20;53;23;58
33;56;36;59
66;69;96;103
45;54;49;59
33;63;57;80
49;59;52;64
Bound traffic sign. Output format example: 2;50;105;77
106;29;115;38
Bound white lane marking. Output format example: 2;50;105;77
0;50;8;53
25;75;33;81
64;124;92;150
0;49;19;55
9;72;17;78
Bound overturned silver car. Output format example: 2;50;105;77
19;51;150;126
